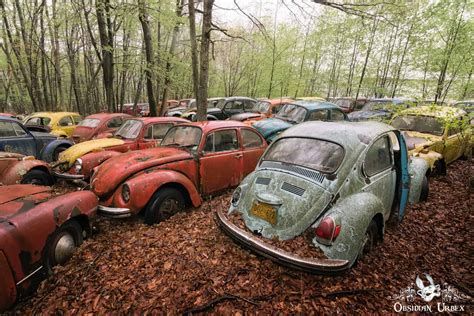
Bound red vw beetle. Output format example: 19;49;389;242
91;121;267;224
0;152;53;186
71;113;132;143
0;185;98;311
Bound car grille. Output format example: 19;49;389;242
260;161;325;183
281;182;305;196
255;177;271;185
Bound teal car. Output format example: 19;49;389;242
252;101;347;142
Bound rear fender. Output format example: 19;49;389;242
408;157;430;203
40;139;73;162
1;160;51;185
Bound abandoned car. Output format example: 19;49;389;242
0;152;53;186
53;117;188;180
182;97;258;121
348;98;416;122
229;98;295;124
252;101;348;142
0;116;72;162
90;121;267;224
0;185;98;311
23;112;83;138
391;106;472;175
216;121;430;273
71;113;132;143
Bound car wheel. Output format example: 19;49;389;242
53;145;68;161
44;220;83;274
21;169;53;186
358;220;378;260
144;188;185;225
420;175;429;202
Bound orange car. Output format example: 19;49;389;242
229;98;294;125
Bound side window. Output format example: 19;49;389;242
12;123;27;136
59;116;73;127
225;101;242;111
145;123;173;140
242;129;263;148
107;117;124;128
364;136;392;177
0;121;18;137
272;105;283;114
330;110;345;121
73;116;82;124
308;110;328;121
203;130;238;153
244;100;256;111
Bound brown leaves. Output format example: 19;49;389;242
11;159;473;314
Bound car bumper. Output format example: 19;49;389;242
52;170;84;180
215;208;350;273
98;205;132;218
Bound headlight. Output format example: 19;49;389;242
231;187;242;206
122;184;130;203
74;158;83;173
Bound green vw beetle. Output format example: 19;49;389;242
216;121;430;273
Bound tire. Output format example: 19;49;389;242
358;220;378;261
21;169;53;186
420;175;429;202
144;188;185;225
44;220;83;274
53;145;68;161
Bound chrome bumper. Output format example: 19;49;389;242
98;205;131;218
52;170;84;180
215;208;350;274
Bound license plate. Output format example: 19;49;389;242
250;202;277;225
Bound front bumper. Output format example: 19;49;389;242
215;208;350;273
52;170;84;180
98;205;131;218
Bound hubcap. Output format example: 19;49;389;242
159;198;180;218
54;233;76;264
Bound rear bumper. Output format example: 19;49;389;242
98;205;131;218
215;208;350;273
52;171;84;180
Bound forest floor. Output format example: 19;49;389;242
10;159;473;314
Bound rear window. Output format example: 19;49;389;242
78;118;100;128
262;137;344;173
26;117;51;126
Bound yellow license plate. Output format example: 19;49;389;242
250;202;277;225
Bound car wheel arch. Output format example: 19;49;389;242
142;182;193;213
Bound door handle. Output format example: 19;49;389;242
235;153;243;158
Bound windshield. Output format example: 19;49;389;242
78;118;100;128
161;126;202;150
25;117;51;126
275;104;308;123
392;115;444;136
262;137;344;173
115;119;143;139
335;99;352;109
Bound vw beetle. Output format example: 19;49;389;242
217;121;430;273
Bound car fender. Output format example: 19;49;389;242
312;192;385;265
40;139;73;162
408;157;430;204
50;130;68;138
413;149;443;172
117;169;202;213
1;160;51;185
79;150;122;179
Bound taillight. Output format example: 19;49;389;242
315;217;341;244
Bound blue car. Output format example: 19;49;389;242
348;98;416;122
252;101;348;142
0;116;72;162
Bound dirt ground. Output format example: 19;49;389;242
10;159;473;314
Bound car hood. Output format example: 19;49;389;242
58;138;125;166
348;110;390;121
91;147;193;197
252;118;293;138
230;112;263;121
402;131;441;150
233;169;333;240
72;126;97;142
0;185;52;221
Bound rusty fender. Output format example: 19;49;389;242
1;160;51;185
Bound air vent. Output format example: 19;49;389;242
255;177;271;185
260;161;325;183
281;182;305;196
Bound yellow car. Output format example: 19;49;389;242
23;112;83;138
391;106;471;175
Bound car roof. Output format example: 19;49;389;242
28;111;80;118
292;101;342;111
367;98;415;103
131;117;189;124
224;96;256;101
85;113;132;120
177;120;251;132
0;115;20;122
398;105;466;118
281;121;395;148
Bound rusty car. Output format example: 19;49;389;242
71;113;132;143
167;98;224;118
391;106;472;175
229;98;295;124
180;97;257;121
216;121;430;273
0;184;98;311
0;116;72;162
333;97;367;113
348;98;416;122
0;152;53;185
252;101;348;142
90;121;267;224
53;117;188;180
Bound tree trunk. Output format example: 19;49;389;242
188;0;199;99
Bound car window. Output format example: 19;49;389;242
26;117;50;126
144;123;174;140
243;100;257;111
272;104;283;114
203;130;239;153
79;118;100;127
225;101;243;111
59;116;73;127
72;116;82;124
364;136;392;177
330;110;345;121
107;117;124;128
242;129;263;148
0;121;18;137
12;123;27;136
308;110;328;121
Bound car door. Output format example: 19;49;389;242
199;129;242;194
0;121;37;157
138;123;174;149
361;135;397;217
240;128;266;177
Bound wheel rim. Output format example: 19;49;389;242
159;197;180;218
54;233;76;264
